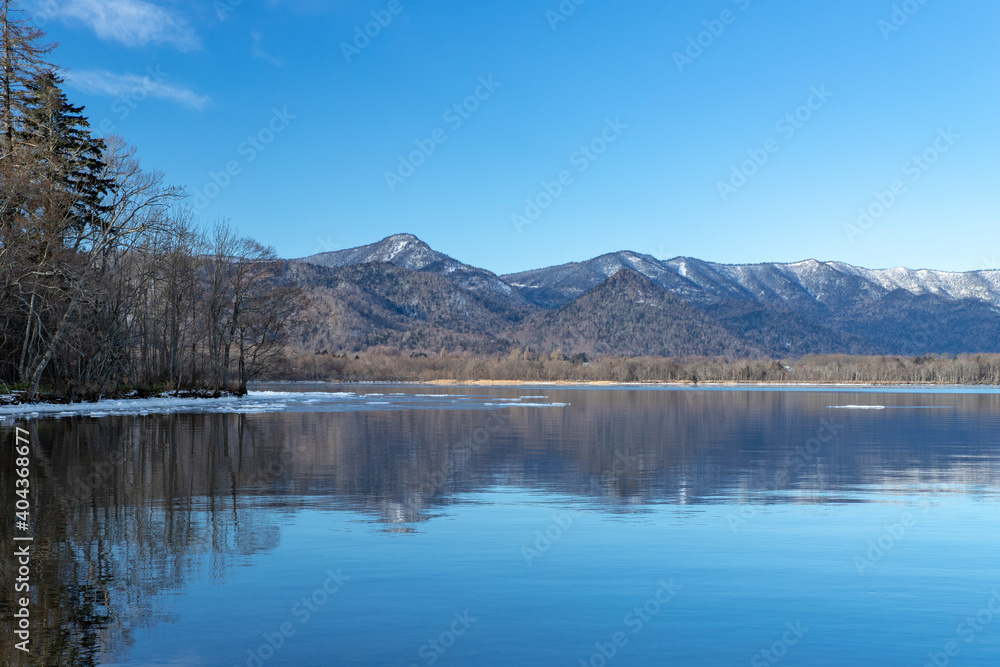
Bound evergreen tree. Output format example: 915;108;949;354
17;70;113;242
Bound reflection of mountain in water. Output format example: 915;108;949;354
304;389;1000;519
2;389;1000;662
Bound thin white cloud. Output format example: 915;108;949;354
53;0;200;51
250;31;281;66
64;69;211;110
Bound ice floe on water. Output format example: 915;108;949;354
0;390;570;420
0;394;270;420
826;404;954;410
827;405;886;410
483;402;570;408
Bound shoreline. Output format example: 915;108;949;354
280;352;1000;387
420;379;996;388
257;379;1000;390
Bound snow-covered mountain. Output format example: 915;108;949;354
295;233;518;299
296;233;449;270
290;235;1000;357
501;251;708;308
505;253;1000;311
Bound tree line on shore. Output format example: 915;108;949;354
279;348;1000;385
0;3;302;401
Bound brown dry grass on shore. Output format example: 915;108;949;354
270;350;1000;386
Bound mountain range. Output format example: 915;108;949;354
285;234;1000;358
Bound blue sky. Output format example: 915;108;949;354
33;0;1000;274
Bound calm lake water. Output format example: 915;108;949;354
3;385;1000;666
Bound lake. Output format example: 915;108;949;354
2;385;1000;666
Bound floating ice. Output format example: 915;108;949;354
827;405;886;410
0;390;569;420
484;402;570;408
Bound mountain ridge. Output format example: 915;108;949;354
286;234;1000;357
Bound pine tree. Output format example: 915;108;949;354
17;70;113;242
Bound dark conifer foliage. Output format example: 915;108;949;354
16;71;113;241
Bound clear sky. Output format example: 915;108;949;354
33;0;1000;274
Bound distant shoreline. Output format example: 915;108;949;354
420;379;999;388
253;379;1000;390
276;352;1000;386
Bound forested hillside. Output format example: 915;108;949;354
288;234;1000;363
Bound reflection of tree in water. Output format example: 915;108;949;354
0;415;282;665
3;390;1000;662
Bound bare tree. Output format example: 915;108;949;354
234;258;303;393
0;0;53;154
201;220;304;393
21;138;183;400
